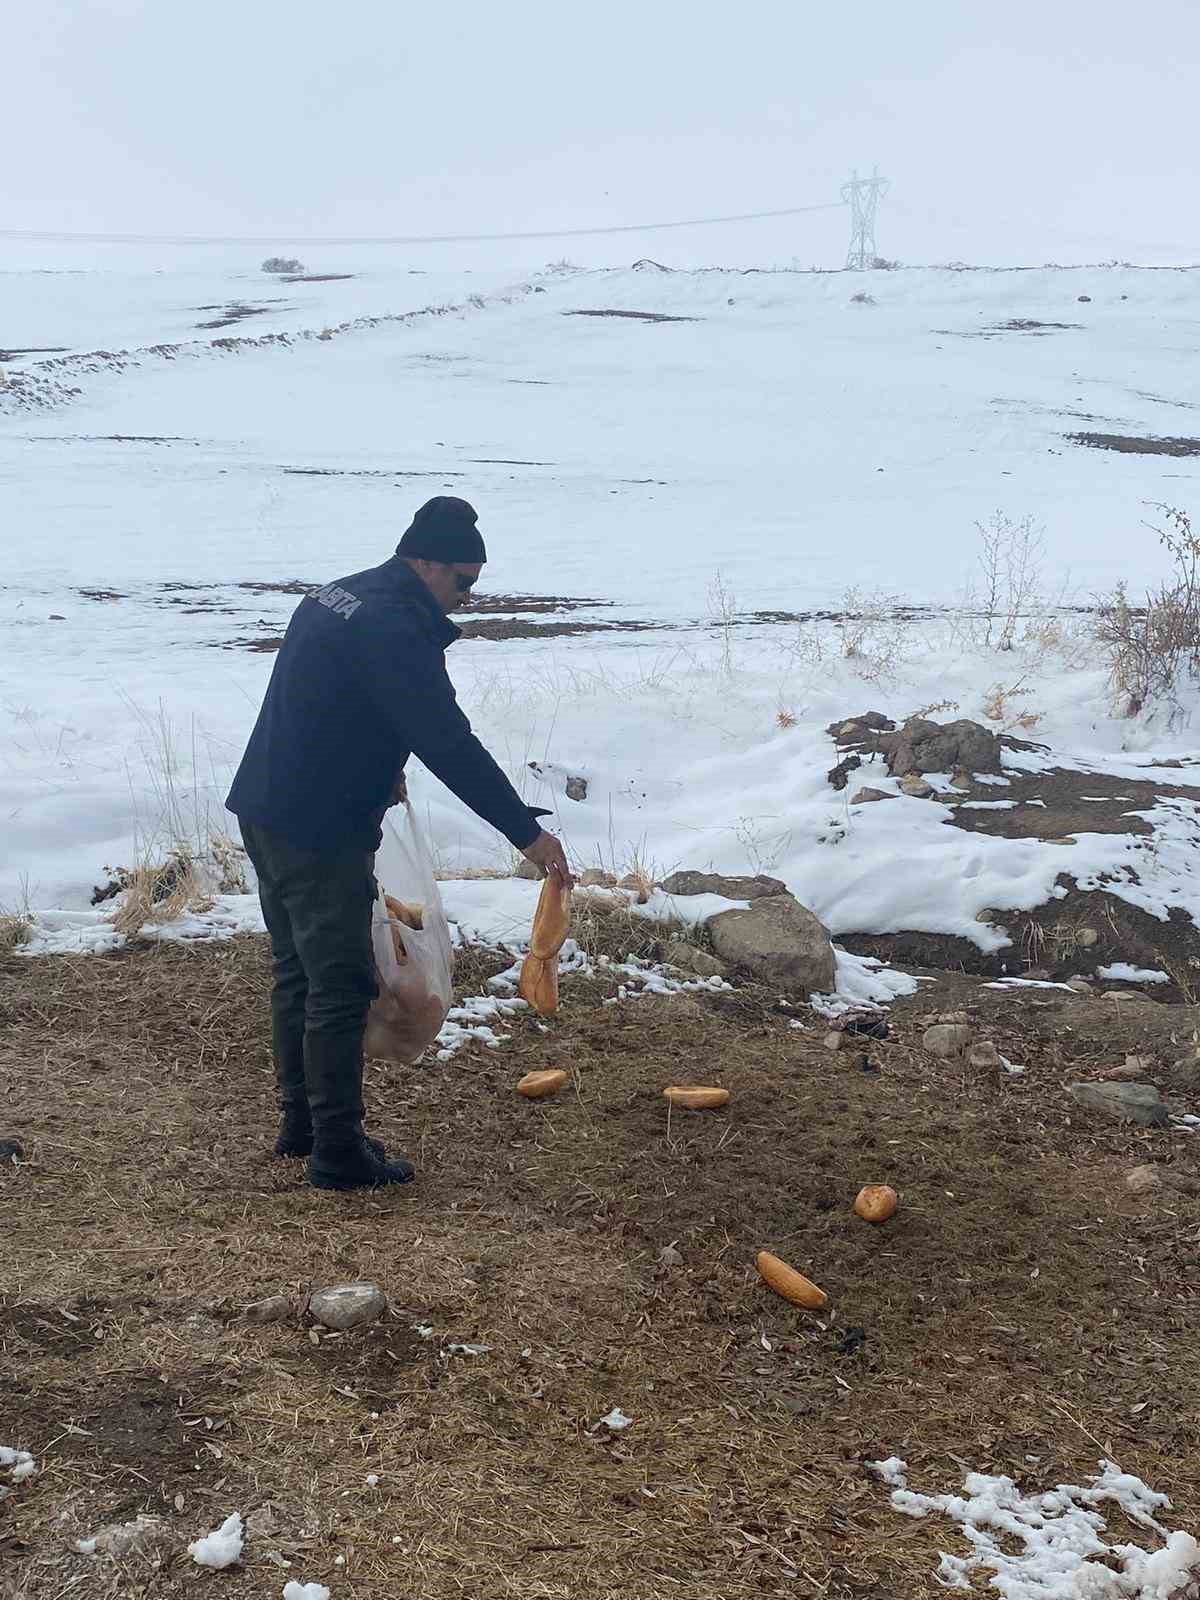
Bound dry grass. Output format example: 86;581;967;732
1096;505;1200;719
1;937;1198;1599
110;854;206;938
0;913;31;954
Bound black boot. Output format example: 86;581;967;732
276;1112;386;1162
304;1030;414;1191
309;1133;415;1191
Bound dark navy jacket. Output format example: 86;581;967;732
226;557;545;853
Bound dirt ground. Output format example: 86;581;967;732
2;935;1199;1599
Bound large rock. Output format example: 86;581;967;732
924;1023;973;1059
876;717;1005;779
662;871;787;901
850;787;893;805
663;939;729;980
1068;1082;1169;1128
707;896;835;994
308;1282;387;1331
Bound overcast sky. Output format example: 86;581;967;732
6;0;1199;268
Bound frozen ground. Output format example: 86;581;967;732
2;256;1199;924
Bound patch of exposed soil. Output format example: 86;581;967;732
280;273;356;283
1067;431;1200;457
0;1298;109;1358
281;465;465;478
938;320;1083;338
77;588;128;602
0;347;70;360
194;301;289;331
563;309;702;323
1;935;1198;1598
236;579;314;596
453;592;612;616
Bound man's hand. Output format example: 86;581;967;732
389;771;409;807
522;829;573;886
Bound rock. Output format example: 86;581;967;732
934;1010;970;1025
308;1282;387;1331
875;717;1005;779
923;1023;973;1059
1078;294;1092;303
707;895;835;995
827;711;895;745
579;868;617;888
1103;1061;1148;1081
662;871;787;901
0;1138;24;1163
899;774;934;798
827;753;862;791
243;1295;293;1325
514;860;542;880
1126;1164;1163;1195
76;1514;173;1561
950;769;973;791
823;1030;847;1051
663;939;729;980
1068;1082;1169;1128
1066;977;1093;994
1075;928;1099;948
967;1041;1002;1069
565;776;589;802
1051;837;1078;846
850;787;893;805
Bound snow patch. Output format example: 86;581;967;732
188;1512;244;1569
871;1458;1199;1598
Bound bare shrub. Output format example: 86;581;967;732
980;682;1042;732
775;706;798;730
838;588;914;682
262;257;304;275
850;291;876;305
1095;505;1200;719
707;570;738;674
957;512;1048;651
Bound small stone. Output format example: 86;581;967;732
579;868;617;888
1051;837;1079;846
242;1295;293;1325
565;776;589;802
899;774;934;798
1103;1061;1147;1081
656;1243;683;1268
1068;1081;1169;1128
934;1010;970;1025
950;769;972;791
1066;977;1092;994
923;1023;973;1059
850;787;894;805
1078;294;1092;303
663;939;729;980
309;1282;387;1331
1075;928;1099;948
1126;1164;1162;1195
0;1138;25;1163
823;1031;846;1051
514;860;542;880
967;1041;1002;1069
76;1514;173;1561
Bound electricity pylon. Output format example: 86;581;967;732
842;167;890;269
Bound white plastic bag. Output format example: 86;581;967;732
363;804;455;1065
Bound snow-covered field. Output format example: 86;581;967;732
3;255;1199;928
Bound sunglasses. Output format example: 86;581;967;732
454;573;479;593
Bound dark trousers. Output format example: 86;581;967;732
240;821;378;1147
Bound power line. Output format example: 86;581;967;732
0;200;846;249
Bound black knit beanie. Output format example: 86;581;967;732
396;497;487;564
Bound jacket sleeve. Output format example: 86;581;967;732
354;611;548;851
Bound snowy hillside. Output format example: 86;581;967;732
2;259;1199;919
